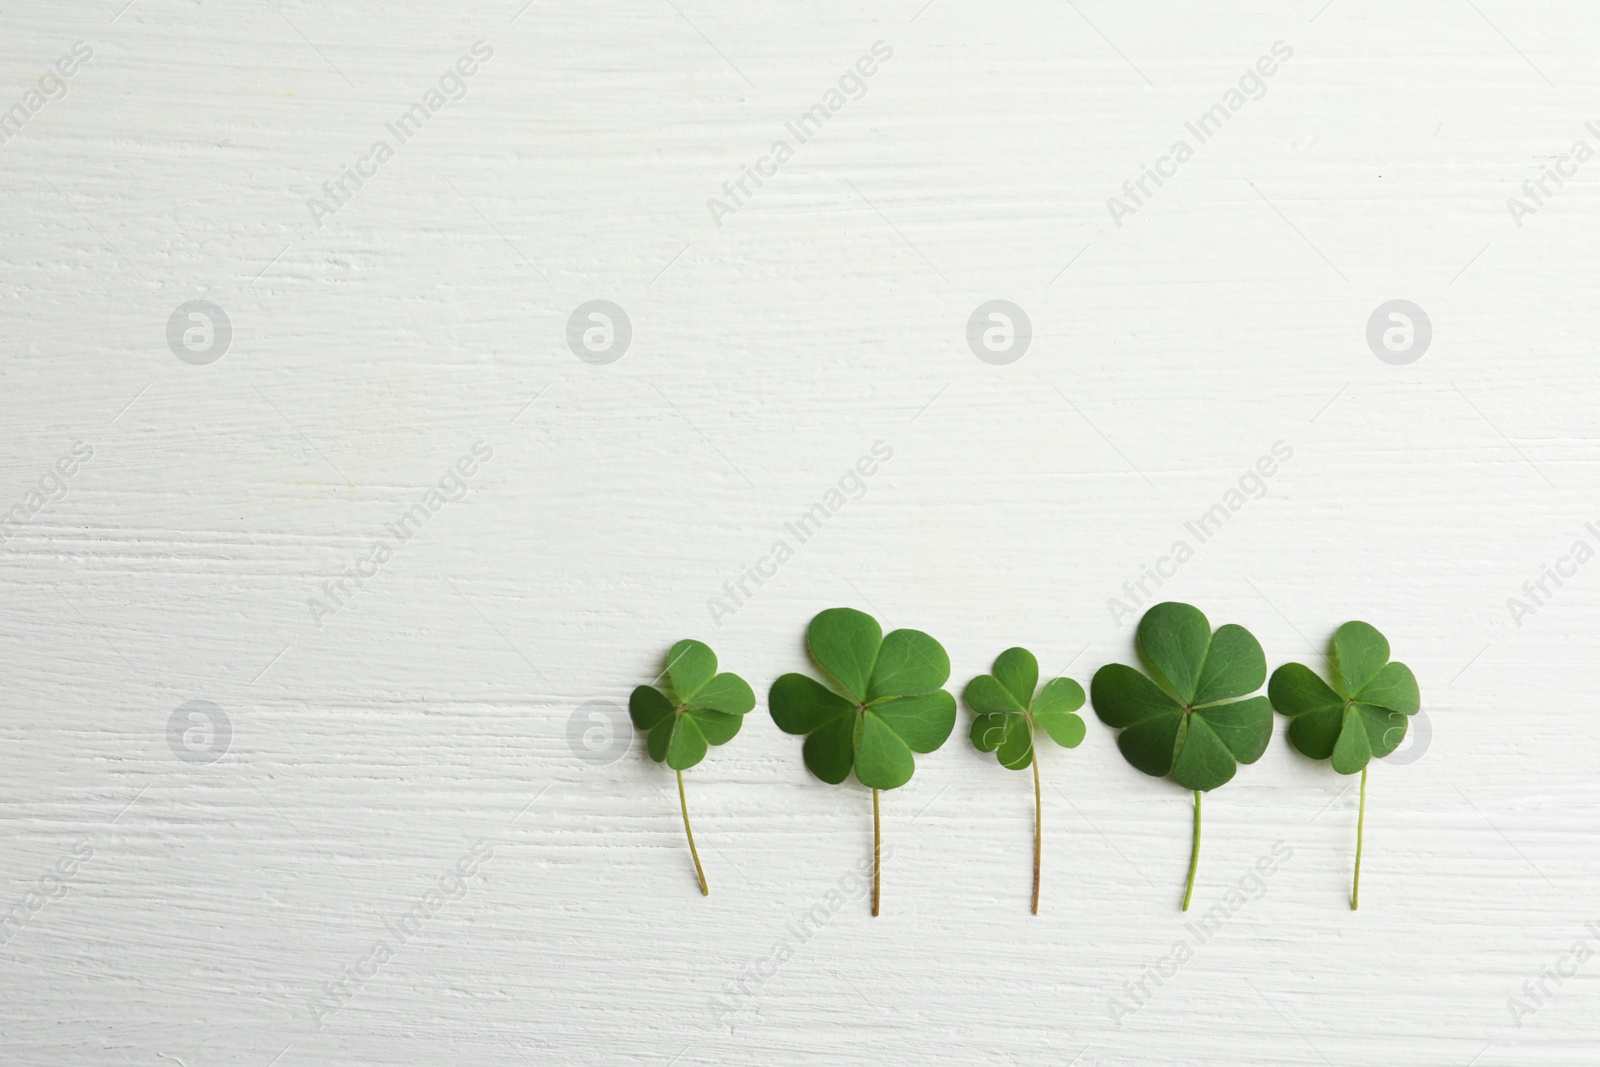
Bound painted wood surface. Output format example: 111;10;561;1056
1;2;1595;1064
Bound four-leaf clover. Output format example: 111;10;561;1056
1269;620;1420;908
1090;602;1272;910
965;647;1085;913
630;639;754;895
769;607;956;914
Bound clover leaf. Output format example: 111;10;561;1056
965;646;1085;914
1268;620;1420;909
1089;602;1272;910
629;638;754;895
769;607;956;915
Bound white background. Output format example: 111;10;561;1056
1;2;1595;1065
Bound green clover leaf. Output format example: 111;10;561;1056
964;646;1085;913
770;608;956;789
1268;620;1420;909
1269;621;1420;774
769;607;956;914
629;638;754;895
1089;602;1271;910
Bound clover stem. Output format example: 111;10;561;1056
677;770;708;896
1031;753;1042;916
872;788;881;917
1182;789;1202;912
1352;765;1367;911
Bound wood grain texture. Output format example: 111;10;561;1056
1;1;1595;1064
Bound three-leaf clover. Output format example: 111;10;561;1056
629;639;754;895
965;647;1086;914
769;607;956;915
1089;602;1272;910
1268;621;1420;909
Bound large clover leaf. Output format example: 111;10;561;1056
629;639;754;895
1089;601;1271;911
1090;602;1272;792
964;646;1085;913
769;607;956;915
1269;621;1420;775
1268;620;1420;909
769;607;957;791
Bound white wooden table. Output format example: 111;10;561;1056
0;2;1592;1064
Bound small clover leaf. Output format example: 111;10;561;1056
631;638;754;771
1269;620;1420;909
769;607;957;914
964;646;1085;913
629;638;754;895
1089;602;1272;910
1270;621;1420;774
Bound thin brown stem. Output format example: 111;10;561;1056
1031;753;1042;915
871;787;881;917
677;769;708;896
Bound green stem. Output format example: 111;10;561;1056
1031;754;1042;915
1352;765;1367;911
872;788;881;917
677;770;708;896
1182;789;1201;912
